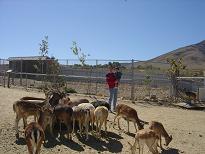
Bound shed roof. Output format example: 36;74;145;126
8;56;50;61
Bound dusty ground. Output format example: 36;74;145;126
0;87;205;154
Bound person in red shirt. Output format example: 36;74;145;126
106;65;118;112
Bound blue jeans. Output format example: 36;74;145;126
108;88;118;111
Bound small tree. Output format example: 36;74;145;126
33;36;49;74
39;36;49;73
70;41;90;66
167;58;186;98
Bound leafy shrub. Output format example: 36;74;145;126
64;87;77;93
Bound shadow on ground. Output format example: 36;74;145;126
76;130;123;153
15;137;26;145
43;132;84;152
161;148;179;154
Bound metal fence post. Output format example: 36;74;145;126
95;60;98;95
2;59;5;87
66;59;68;66
131;59;135;102
20;59;22;86
87;67;92;94
26;74;28;89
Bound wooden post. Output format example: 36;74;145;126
12;73;14;85
3;71;6;88
7;72;11;88
131;59;135;102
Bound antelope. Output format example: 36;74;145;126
149;121;172;149
77;103;95;133
37;105;54;137
13;90;65;139
25;122;45;154
53;104;73;140
94;106;109;137
72;106;90;140
13;100;44;139
91;100;110;110
128;128;159;154
114;104;147;132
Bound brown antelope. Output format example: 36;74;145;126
13;100;44;138
24;122;45;154
149;121;172;149
72;106;90;140
94;106;109;137
114;104;147;132
53;104;73;140
37;105;54;136
128;128;159;154
78;103;95;134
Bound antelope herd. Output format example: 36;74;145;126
13;90;172;154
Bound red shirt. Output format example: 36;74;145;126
106;72;117;88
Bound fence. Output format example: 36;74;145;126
0;58;171;101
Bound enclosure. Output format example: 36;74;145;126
0;58;172;100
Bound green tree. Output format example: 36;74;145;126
39;36;49;57
167;58;186;98
70;41;90;66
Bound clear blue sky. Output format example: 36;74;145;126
0;0;205;61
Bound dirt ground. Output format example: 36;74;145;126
0;87;205;154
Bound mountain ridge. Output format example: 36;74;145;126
133;40;205;70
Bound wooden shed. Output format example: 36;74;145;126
8;56;50;73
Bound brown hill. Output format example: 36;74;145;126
129;40;205;70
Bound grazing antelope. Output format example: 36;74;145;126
13;100;44;138
91;100;110;110
72;106;90;140
114;104;147;132
37;105;54;136
53;104;73;140
25;122;45;154
94;106;109;137
78;103;95;133
149;121;172;149
128;128;159;154
13;90;66;138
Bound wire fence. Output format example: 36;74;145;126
0;58;172;101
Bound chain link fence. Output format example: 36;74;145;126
0;58;171;101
